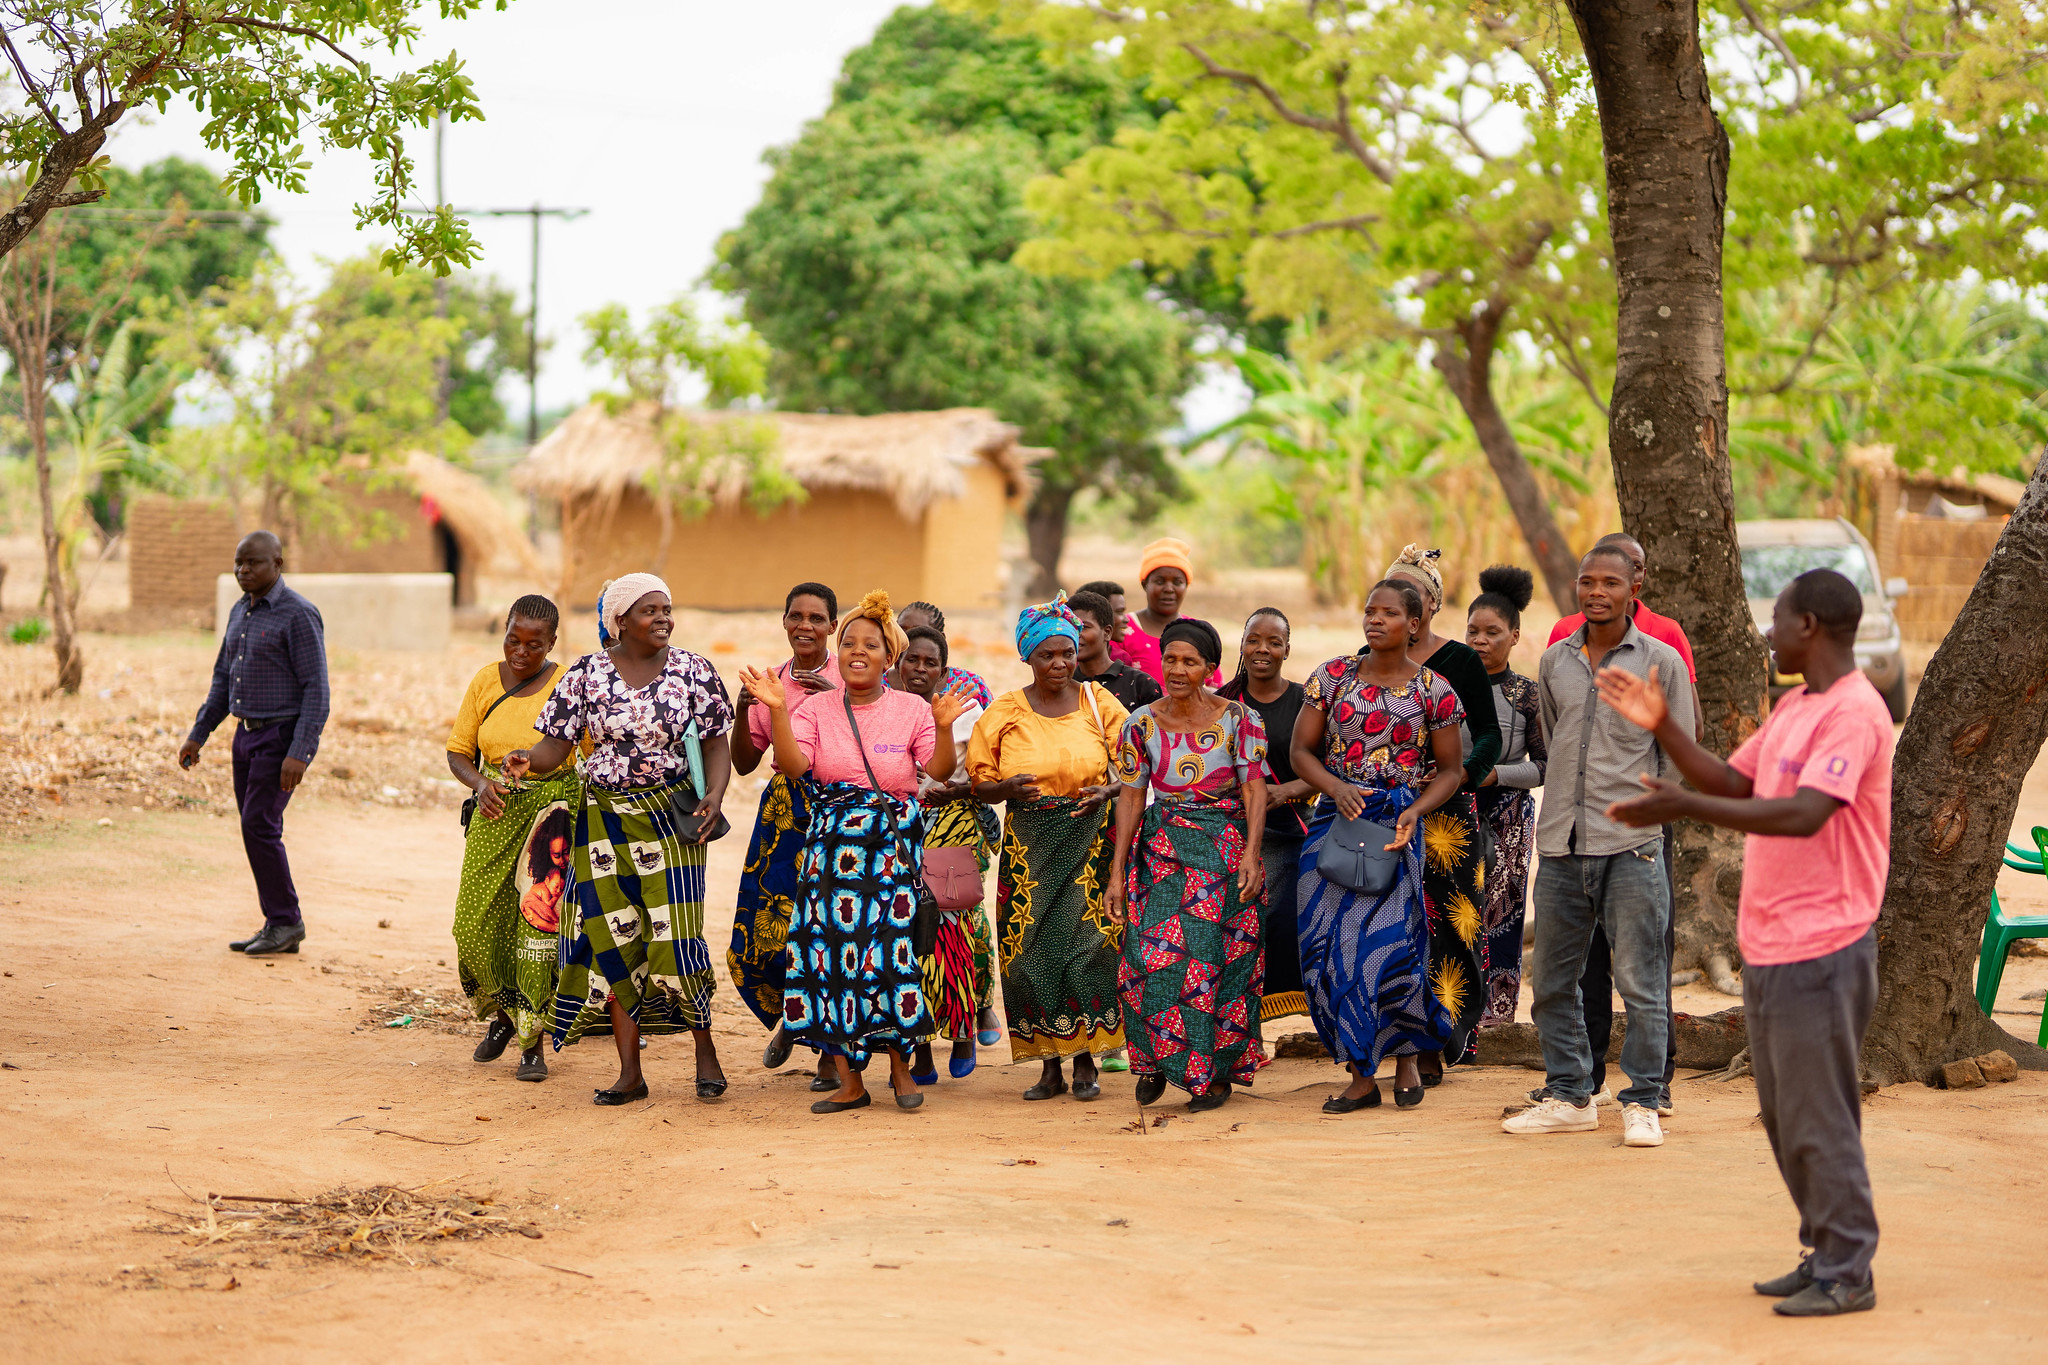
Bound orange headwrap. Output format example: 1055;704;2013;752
1138;537;1195;588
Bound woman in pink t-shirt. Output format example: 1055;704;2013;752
740;591;970;1115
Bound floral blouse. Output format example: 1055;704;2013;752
1114;701;1271;800
1301;653;1465;790
536;647;734;792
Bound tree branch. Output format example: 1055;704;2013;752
1181;41;1396;185
1268;213;1380;241
210;14;368;71
1734;0;1809;108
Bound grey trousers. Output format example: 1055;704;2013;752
1745;930;1879;1285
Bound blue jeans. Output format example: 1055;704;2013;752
1530;844;1670;1108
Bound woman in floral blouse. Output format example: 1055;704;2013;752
1104;617;1270;1114
1289;579;1467;1114
505;573;735;1108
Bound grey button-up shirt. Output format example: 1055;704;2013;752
1535;619;1696;858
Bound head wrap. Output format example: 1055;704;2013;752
1015;591;1082;663
1159;616;1223;669
1386;544;1445;610
597;572;671;645
839;589;908;662
1138;537;1195;588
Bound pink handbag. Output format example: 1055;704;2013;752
921;844;983;910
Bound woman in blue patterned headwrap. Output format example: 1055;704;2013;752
965;593;1130;1101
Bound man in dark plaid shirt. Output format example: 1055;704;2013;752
179;531;330;956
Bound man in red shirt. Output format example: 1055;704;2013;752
1548;532;1697;684
1598;567;1890;1317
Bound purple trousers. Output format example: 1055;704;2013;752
232;719;302;926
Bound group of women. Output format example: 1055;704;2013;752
441;536;1547;1116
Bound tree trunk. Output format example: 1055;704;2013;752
1430;310;1582;613
1568;0;1766;976
1024;481;1075;601
27;377;84;692
1862;457;2048;1083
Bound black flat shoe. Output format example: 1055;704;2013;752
892;1081;925;1111
1071;1076;1101;1102
1322;1087;1382;1114
1022;1077;1069;1101
811;1092;873;1115
761;1023;795;1070
1395;1085;1424;1108
696;1077;728;1101
1134;1074;1167;1106
515;1053;548;1082
1754;1256;1815;1298
810;1073;839;1093
593;1081;648;1107
474;1017;516;1063
1188;1083;1231;1113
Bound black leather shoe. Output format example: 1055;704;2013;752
1071;1075;1102;1102
1754;1256;1816;1297
1774;1276;1875;1317
762;1023;795;1070
240;922;305;956
474;1017;516;1063
229;929;262;952
1134;1073;1168;1106
1188;1083;1231;1113
515;1052;549;1082
811;1092;872;1114
593;1081;648;1106
810;1072;840;1093
1394;1085;1424;1108
1322;1087;1382;1114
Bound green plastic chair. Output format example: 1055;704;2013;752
1976;826;2048;1030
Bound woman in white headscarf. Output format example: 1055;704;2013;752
505;573;736;1107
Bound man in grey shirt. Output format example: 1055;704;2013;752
1504;544;1695;1147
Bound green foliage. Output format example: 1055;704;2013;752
161;253;467;532
47;321;182;576
711;4;1196;510
580;298;767;409
650;414;804;523
0;2;506;274
9;618;46;645
317;259;530;437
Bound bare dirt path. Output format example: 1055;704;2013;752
4;791;2046;1364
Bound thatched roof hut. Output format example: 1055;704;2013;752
517;403;1046;611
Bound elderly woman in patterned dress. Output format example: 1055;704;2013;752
504;573;735;1107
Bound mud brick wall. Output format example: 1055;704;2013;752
127;497;239;615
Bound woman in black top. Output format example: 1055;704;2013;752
1467;566;1547;1027
1384;546;1501;1076
1217;608;1315;1022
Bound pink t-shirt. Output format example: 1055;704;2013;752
1726;672;1894;966
746;655;842;766
1548;601;1697;682
790;688;936;799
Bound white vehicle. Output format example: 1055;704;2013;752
1735;517;1910;722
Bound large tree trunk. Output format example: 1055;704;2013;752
1024;481;1075;601
1863;457;2048;1083
28;379;85;693
1568;0;1766;978
1430;306;1583;613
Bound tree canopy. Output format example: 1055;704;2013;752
711;3;1197;593
0;1;505;271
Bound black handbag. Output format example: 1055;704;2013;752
459;663;556;830
1315;812;1404;895
668;789;733;845
843;691;940;957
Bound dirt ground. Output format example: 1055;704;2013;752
5;597;2048;1361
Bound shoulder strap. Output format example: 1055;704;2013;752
1082;681;1114;763
474;661;557;764
842;690;885;792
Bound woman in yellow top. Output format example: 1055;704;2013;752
967;594;1129;1102
445;594;583;1082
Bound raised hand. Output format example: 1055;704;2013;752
739;665;789;712
791;668;834;694
1596;662;1667;733
929;678;971;730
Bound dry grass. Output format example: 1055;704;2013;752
142;1185;545;1276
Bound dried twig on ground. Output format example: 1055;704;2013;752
145;1185;541;1269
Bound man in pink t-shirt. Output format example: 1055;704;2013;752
1597;567;1892;1320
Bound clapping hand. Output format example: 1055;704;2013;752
738;665;788;712
981;773;1042;804
791;668;834;695
1596;663;1667;733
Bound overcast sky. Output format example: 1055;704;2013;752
110;0;920;423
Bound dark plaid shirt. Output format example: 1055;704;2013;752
189;579;330;763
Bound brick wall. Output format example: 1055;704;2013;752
1896;514;2007;644
127;496;239;613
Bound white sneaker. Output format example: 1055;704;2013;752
1520;1083;1616;1107
1593;1085;1617;1108
1623;1103;1665;1147
1502;1095;1600;1135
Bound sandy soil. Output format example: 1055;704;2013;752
5;600;2048;1362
